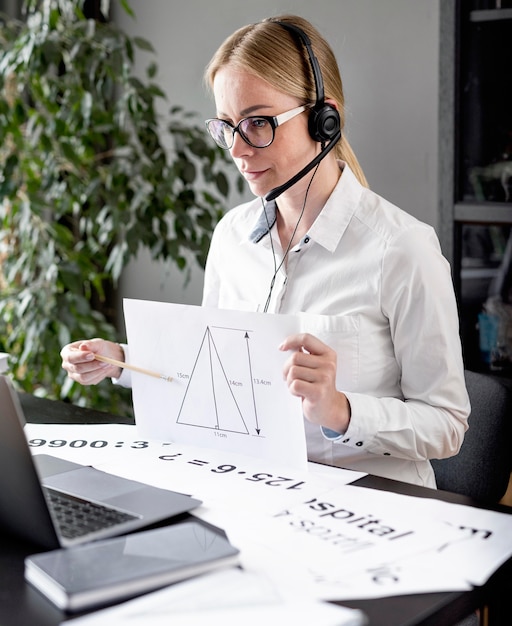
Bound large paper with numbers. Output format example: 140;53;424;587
26;424;512;604
123;299;308;469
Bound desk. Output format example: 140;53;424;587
2;394;512;626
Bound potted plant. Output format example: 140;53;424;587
0;0;241;414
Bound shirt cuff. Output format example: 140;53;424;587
321;426;345;442
111;344;132;388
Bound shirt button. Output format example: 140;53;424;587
342;438;350;443
304;236;310;244
383;452;391;456
355;441;363;447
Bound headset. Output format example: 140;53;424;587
265;20;342;202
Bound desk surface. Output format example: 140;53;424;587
2;393;511;626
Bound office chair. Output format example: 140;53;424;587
431;369;512;504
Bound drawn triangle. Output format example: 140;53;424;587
177;327;249;434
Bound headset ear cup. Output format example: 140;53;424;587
309;104;341;143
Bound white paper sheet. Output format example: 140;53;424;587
62;569;368;626
372;489;512;587
25;424;163;466
224;486;471;600
123;299;308;469
25;424;363;513
246;484;512;599
25;424;512;603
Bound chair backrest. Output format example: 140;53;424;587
431;369;512;503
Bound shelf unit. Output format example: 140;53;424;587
439;1;512;374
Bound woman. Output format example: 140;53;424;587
61;15;469;487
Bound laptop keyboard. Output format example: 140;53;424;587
44;487;139;539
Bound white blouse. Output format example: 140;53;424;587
202;162;470;487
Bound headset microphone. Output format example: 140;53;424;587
265;130;341;202
264;20;342;203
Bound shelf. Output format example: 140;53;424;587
455;202;512;224
470;8;512;22
439;3;512;375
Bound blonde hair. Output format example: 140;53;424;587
205;15;368;187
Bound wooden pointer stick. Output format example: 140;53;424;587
94;354;173;382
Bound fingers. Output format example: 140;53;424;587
280;333;336;383
279;332;349;432
60;339;124;385
279;333;328;356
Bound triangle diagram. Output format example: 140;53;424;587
177;327;250;434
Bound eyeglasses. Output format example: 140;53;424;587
205;104;310;150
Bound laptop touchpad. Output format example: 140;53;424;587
43;467;141;502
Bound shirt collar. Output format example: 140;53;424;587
249;198;277;243
247;162;363;252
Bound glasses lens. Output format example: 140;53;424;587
239;117;273;148
206;120;232;149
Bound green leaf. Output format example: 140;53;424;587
215;171;229;197
119;0;135;19
0;0;241;415
147;62;158;79
133;36;154;53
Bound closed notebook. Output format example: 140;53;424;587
24;520;240;612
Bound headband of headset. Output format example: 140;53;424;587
273;20;341;144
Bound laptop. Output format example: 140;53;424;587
0;375;202;550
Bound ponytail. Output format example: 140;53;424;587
337;135;368;187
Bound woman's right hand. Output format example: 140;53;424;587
60;339;125;385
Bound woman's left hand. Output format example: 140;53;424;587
280;333;351;433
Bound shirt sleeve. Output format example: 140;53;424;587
331;225;470;462
111;343;132;388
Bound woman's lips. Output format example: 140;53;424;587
241;168;268;182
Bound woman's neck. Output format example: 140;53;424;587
275;157;341;250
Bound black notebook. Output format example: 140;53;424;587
25;520;240;612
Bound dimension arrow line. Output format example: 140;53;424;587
245;332;260;435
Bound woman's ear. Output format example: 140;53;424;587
325;98;339;111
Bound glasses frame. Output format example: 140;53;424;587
205;104;310;150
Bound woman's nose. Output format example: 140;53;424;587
230;130;253;159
